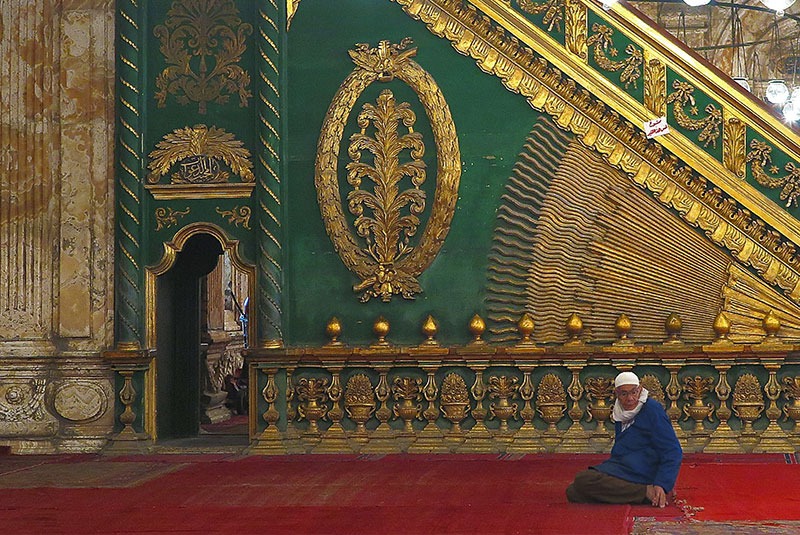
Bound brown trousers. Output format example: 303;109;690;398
566;468;648;504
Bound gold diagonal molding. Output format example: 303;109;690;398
393;0;800;303
469;0;800;247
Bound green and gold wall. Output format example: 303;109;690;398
4;0;800;454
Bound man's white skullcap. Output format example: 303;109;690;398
615;371;640;388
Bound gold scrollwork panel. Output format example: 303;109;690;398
314;39;460;303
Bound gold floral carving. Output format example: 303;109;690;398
681;375;715;424
732;373;764;433
782;376;800;422
640;374;665;406
154;207;190;231
517;0;563;32
586;24;642;89
392;0;800;305
665;81;722;149
643;57;666;116
536;373;566;430
154;0;252;114
215;206;251;229
488;375;520;430
564;0;587;60
296;377;329;433
315;39;460;303
747;140;800;208
440;373;470;425
723;115;746;179
344;374;375;433
585;376;614;423
147;125;254;185
392;376;423;432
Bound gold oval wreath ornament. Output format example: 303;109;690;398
315;38;461;302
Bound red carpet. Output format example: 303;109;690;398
676;453;800;522
1;452;797;534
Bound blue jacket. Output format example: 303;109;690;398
594;398;682;492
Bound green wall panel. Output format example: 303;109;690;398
666;70;723;164
587;10;644;106
142;0;259;267
286;0;541;346
745;130;800;215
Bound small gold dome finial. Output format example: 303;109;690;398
763;309;780;338
468;314;486;344
615;313;632;340
421;315;439;345
665;312;682;343
713;312;730;341
517;313;535;345
565;313;584;344
325;316;343;346
372;316;390;346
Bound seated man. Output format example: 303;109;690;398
566;371;682;507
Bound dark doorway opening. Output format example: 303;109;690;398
155;233;223;440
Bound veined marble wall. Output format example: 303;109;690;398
0;1;115;453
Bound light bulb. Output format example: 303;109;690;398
601;0;618;9
759;0;796;13
684;0;712;6
784;100;800;122
766;79;790;105
733;77;751;92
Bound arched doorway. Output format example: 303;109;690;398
155;233;222;439
146;225;255;443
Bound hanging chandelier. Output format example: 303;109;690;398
620;0;800;123
760;0;796;16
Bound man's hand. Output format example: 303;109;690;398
646;484;667;508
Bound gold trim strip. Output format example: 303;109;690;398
471;0;800;246
144;183;256;200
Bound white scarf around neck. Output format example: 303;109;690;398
612;387;649;432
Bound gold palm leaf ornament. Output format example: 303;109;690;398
147;124;254;184
347;90;427;301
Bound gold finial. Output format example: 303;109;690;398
516;313;535;345
615;313;632;341
468;314;486;345
664;313;682;343
325;317;343;347
713;312;730;341
763;309;780;338
565;313;584;344
421;315;439;346
372;316;390;347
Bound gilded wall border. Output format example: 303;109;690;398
643;51;665;117
459;0;800;247
115;0;146;349
256;3;284;348
247;352;800;454
723;110;746;180
392;0;800;304
564;0;586;61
